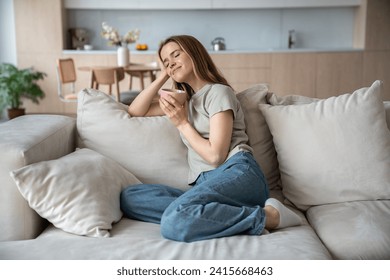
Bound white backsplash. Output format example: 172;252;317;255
66;7;355;51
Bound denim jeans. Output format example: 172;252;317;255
120;151;269;242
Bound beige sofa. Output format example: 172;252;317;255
0;81;389;260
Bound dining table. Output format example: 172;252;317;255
78;63;160;90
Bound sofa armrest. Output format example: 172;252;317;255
0;115;76;241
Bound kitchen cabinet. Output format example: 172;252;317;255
64;0;211;10
270;53;317;97
66;49;389;102
268;50;389;100
211;53;271;92
363;51;390;95
268;51;378;99
64;0;361;10
211;0;361;9
316;52;364;99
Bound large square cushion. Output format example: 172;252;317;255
77;88;190;190
259;80;390;210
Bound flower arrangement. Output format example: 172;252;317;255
101;22;140;47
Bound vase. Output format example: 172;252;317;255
117;45;129;67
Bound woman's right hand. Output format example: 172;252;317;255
159;94;188;128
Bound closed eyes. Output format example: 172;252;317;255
163;50;181;68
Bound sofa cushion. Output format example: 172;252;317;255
10;148;140;237
384;101;390;130
268;94;390;130
259;80;390;210
306;200;390;259
236;84;280;190
77;88;190;191
0;219;332;260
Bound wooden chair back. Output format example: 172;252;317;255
56;58;78;102
91;67;125;101
128;62;159;90
57;58;77;83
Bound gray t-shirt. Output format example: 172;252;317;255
181;83;253;184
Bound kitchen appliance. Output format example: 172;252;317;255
288;29;296;49
211;37;226;51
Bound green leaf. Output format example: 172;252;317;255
0;63;46;109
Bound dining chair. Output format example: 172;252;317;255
56;58;78;102
91;67;139;105
128;61;159;90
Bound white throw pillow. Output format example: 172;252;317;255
77;88;190;190
259;80;390;210
10;148;141;237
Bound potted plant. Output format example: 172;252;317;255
0;63;46;119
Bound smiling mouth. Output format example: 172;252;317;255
172;66;180;75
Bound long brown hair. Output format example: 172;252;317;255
158;35;232;95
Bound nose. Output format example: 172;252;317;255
169;61;176;68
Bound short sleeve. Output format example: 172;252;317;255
205;85;239;119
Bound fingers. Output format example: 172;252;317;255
159;96;186;119
160;94;182;109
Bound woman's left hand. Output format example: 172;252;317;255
159;95;188;127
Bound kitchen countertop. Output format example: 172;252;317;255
63;48;363;55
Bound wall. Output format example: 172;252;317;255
65;7;355;51
0;0;17;119
10;0;390;117
0;0;17;64
13;0;74;115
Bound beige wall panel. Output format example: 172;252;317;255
316;52;364;99
363;51;390;101
14;0;63;54
16;52;72;115
14;0;68;115
270;53;316;97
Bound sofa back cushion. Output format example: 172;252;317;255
236;84;281;190
77;85;284;193
259;80;390;210
77;88;190;190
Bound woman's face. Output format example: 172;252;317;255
160;41;195;84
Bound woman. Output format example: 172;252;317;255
120;35;301;242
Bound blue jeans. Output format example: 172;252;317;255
120;151;269;242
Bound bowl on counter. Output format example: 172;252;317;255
84;44;93;50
